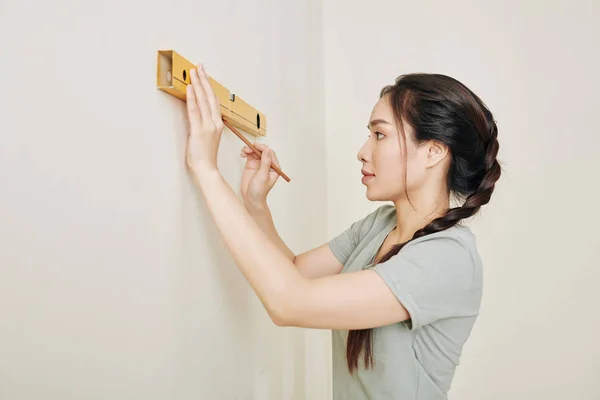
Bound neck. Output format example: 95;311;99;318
391;189;450;243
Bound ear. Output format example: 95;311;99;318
424;140;449;168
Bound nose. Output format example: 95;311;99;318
357;139;370;163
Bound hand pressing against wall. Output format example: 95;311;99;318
185;63;224;174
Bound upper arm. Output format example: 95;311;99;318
328;206;386;266
277;236;479;331
277;268;410;329
293;243;344;279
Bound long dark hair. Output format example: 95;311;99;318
346;73;502;374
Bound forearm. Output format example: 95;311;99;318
245;201;296;263
191;163;307;318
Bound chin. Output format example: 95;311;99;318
365;188;384;201
365;186;399;202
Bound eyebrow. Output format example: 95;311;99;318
367;119;392;129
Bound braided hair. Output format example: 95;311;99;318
346;73;502;374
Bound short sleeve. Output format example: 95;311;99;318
328;206;383;265
370;235;480;330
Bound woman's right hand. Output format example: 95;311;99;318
240;142;282;207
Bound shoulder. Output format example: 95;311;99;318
361;203;396;220
329;204;396;259
377;203;397;219
350;203;396;231
366;203;397;225
411;223;477;252
401;224;482;277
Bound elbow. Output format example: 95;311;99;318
267;271;309;327
268;285;305;327
271;312;288;327
269;300;295;327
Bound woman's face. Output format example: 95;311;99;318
357;95;429;202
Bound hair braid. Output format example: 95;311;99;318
412;120;501;241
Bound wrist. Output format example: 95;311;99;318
190;160;218;173
245;199;269;213
191;162;221;186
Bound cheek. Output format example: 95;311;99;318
374;151;406;189
374;148;424;193
404;156;428;190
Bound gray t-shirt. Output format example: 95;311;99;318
328;204;483;399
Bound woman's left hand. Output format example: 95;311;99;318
185;64;224;172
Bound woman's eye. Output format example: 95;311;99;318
368;131;385;139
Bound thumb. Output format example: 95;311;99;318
258;149;272;180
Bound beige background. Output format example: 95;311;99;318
1;0;599;399
324;1;600;399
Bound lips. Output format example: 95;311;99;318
361;168;375;185
361;169;375;177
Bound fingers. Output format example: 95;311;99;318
269;150;281;168
189;66;210;123
241;145;257;158
240;143;264;159
240;150;259;159
258;148;272;179
253;142;272;152
241;143;280;167
186;85;201;127
196;64;223;128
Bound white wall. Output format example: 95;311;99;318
0;1;330;399
323;0;600;399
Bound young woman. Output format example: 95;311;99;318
185;64;500;399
